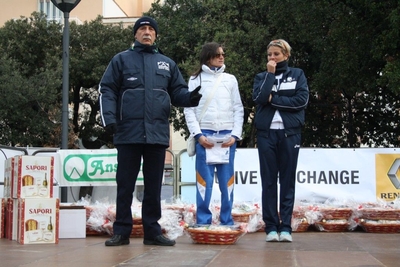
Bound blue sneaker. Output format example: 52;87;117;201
279;231;292;242
266;231;279;242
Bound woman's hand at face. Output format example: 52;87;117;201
267;60;276;73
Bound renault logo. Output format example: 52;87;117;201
387;158;400;189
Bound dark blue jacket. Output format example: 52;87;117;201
99;41;193;146
252;67;309;135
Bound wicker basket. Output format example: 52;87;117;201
360;221;400;233
130;224;144;237
232;212;255;223
292;210;306;219
132;217;142;225
86;227;107;236
359;209;400;221
85;206;93;219
318;208;353;220
314;220;350;232
292;221;309;232
164;205;186;213
185;227;244;245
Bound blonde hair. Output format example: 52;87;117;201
267;39;291;57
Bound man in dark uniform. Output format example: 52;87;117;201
99;16;202;246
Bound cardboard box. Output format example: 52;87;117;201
5;198;11;239
3;158;14;198
0;198;5;238
17;198;59;244
5;198;18;240
11;198;18;240
13;155;54;198
59;205;86;238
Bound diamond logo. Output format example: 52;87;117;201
387;158;400;189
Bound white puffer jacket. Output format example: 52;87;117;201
184;64;244;139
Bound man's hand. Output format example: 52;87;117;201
190;86;202;106
105;123;117;135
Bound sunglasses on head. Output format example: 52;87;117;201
269;40;283;47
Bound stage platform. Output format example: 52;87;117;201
1;231;399;267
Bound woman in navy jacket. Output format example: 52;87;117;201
253;39;309;242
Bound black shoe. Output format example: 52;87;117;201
105;235;130;246
143;235;176;246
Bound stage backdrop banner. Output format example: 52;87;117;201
180;148;400;204
58;149;143;186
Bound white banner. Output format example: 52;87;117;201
180;148;400;204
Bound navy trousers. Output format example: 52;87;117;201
257;129;301;234
113;144;166;239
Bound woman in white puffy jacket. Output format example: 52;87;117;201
184;42;244;225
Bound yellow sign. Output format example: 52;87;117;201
375;154;400;201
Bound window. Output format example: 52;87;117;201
38;0;62;23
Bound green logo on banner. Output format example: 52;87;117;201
63;153;118;182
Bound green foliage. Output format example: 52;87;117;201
69;16;133;88
0;53;61;146
1;1;399;148
0;13;62;147
148;0;400;148
0;13;132;148
147;0;271;146
0;12;62;77
68;16;133;148
291;0;400;147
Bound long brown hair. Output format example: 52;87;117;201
191;42;223;79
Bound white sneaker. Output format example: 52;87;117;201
279;231;292;242
266;231;279;242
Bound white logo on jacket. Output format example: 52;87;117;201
280;80;297;90
158;61;170;71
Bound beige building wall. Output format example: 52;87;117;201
0;0;156;26
67;0;102;23
0;1;37;25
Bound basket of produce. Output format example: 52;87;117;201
292;218;309;232
130;224;144;237
314;219;350;232
360;219;400;233
85;206;95;219
132;217;142;225
185;225;245;245
232;211;256;223
318;207;353;220
163;204;186;213
86;227;107;236
232;203;257;223
292;210;306;219
358;208;400;221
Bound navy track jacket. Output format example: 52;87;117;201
252;67;309;136
99;41;193;146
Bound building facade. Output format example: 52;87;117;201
0;0;155;26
